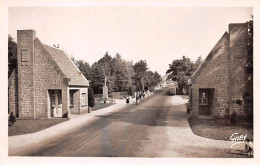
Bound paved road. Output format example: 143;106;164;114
19;86;246;157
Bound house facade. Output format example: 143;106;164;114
189;23;252;119
8;30;89;119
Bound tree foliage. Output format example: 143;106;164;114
75;59;92;81
8;35;17;77
133;60;148;91
166;56;203;94
243;18;253;121
71;52;161;95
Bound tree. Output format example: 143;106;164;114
133;60;148;91
243;18;253;121
115;65;129;92
154;71;162;85
88;87;95;107
8;35;17;77
90;62;105;94
75;60;92;81
166;56;198;94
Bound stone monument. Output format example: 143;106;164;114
103;77;108;102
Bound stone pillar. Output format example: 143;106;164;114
61;86;70;118
191;84;199;118
17;30;36;119
103;77;108;101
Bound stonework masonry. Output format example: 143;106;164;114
17;30;36;119
34;38;67;118
190;23;249;118
8;30;89;119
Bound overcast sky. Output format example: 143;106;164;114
9;7;252;76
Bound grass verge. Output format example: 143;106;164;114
188;117;253;141
9;118;68;136
91;100;116;111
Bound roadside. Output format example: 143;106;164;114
163;96;251;158
8;119;68;136
189;117;253;141
8;100;115;137
9;91;155;155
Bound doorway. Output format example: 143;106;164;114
199;88;214;115
48;90;62;117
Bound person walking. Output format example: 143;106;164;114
126;97;130;106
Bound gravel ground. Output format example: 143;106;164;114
189;118;253;141
163;96;252;158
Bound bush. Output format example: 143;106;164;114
230;111;237;124
8;112;16;126
88;87;95;107
128;86;133;96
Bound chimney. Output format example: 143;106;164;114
17;30;36;119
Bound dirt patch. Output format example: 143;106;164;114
188;117;253;141
9;118;69;136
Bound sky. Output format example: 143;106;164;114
9;7;252;76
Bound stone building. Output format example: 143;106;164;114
8;30;89;119
189;23;251;119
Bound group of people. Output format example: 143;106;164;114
126;90;150;105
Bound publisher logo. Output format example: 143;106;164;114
230;133;247;148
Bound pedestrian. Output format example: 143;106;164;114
126;97;128;105
8;112;16;126
126;97;130;106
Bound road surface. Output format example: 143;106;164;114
18;86;246;157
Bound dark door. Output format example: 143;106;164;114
199;89;210;115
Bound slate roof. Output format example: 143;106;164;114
191;32;229;83
42;44;89;87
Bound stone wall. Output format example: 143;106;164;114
33;38;66;118
69;89;80;115
229;23;248;117
80;88;89;114
191;23;249;118
192;32;230;117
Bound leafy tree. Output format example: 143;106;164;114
8;35;17;77
154;71;162;85
166;56;198;94
133;60;148;91
144;71;155;90
115;66;129;92
243;18;253;121
75;60;92;81
90;62;105;94
72;51;161;95
98;51;113;76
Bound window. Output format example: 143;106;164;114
70;92;74;105
199;91;208;105
81;93;87;106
